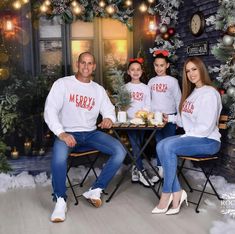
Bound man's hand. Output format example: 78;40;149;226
98;118;113;129
58;132;77;147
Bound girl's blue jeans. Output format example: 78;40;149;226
157;135;221;193
127;130;145;170
51;130;126;199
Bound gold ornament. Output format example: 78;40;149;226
227;25;235;36
0;68;10;80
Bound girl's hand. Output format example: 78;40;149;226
163;113;169;123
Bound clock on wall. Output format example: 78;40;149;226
189;11;205;37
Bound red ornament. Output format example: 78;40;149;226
219;89;225;95
167;27;176;36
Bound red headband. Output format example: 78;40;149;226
154;50;169;57
129;58;144;64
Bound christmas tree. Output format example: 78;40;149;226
207;0;235;139
106;66;131;111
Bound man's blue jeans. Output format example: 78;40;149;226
51;130;126;199
155;123;176;166
157;135;221;193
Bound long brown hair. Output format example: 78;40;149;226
179;57;213;113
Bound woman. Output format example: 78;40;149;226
152;57;222;215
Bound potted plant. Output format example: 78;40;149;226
106;67;131;122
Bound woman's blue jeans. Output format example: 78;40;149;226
157;135;221;193
127;130;145;170
155;123;176;166
51;130;126;199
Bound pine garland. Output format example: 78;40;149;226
34;0;134;30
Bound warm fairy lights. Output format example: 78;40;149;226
73;5;82;15
12;0;30;10
71;1;78;7
44;0;51;6
125;0;132;7
99;0;106;8
12;1;21;9
106;5;115;15
40;4;48;13
139;2;148;12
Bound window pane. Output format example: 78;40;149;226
103;40;127;67
71;40;93;72
103;40;127;88
102;18;127;38
39;17;61;38
40;40;62;75
71;20;94;38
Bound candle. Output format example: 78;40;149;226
11;147;19;159
39;148;45;156
24;140;31;155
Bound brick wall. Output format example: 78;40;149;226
176;0;220;77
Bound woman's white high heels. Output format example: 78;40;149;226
166;190;188;215
152;194;173;214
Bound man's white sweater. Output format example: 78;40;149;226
44;75;116;136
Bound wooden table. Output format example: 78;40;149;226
106;122;165;202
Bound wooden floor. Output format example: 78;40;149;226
0;173;223;234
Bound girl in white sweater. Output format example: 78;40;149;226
124;58;153;187
148;50;181;179
152;57;222;215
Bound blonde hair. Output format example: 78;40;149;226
179;57;213;112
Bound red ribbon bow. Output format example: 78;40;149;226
154;50;169;57
129;58;144;64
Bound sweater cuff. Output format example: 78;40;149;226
54;129;65;137
168;114;176;123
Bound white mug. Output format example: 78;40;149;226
117;111;127;123
155;112;163;124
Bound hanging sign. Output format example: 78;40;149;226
186;41;209;56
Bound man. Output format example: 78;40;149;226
44;52;126;222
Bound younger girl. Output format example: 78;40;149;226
148;50;182;180
125;58;153;187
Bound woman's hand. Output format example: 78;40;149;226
98;118;113;129
58;132;77;147
163;113;169;123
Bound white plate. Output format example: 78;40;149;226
149;119;164;126
130;118;145;125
